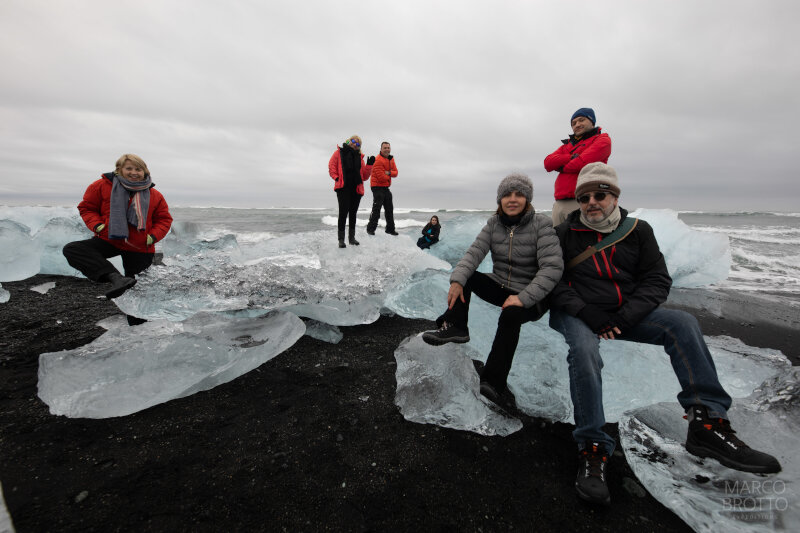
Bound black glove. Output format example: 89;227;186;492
367;156;375;165
577;305;615;334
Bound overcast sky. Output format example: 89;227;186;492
1;1;797;212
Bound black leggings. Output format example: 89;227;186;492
63;237;154;281
443;272;547;392
63;237;154;325
336;188;361;234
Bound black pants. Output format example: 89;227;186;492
336;188;361;236
417;236;437;249
63;237;154;325
443;272;547;392
367;186;394;233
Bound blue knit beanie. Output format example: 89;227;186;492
571;108;596;125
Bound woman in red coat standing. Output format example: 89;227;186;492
328;135;373;248
63;154;173;320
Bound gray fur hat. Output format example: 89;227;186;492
575;162;620;199
496;173;533;204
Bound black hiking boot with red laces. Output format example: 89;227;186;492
422;321;470;346
685;405;781;474
576;442;611;506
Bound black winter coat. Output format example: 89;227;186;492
421;223;440;242
549;208;672;330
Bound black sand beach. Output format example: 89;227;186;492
0;274;796;532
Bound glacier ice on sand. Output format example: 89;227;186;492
38;311;305;418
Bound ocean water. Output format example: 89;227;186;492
170;207;800;303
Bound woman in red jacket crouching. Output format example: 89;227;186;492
63;154;173;321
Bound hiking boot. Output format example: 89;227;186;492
576;443;611;506
421;321;470;346
338;230;346;248
348;237;360;245
105;272;136;299
386;230;399;236
685;406;781;473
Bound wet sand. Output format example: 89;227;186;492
0;274;794;532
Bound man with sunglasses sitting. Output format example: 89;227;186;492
548;162;781;506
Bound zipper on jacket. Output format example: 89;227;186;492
505;228;515;286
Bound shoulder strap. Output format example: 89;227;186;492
565;218;639;271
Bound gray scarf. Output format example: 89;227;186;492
580;205;621;234
109;173;152;240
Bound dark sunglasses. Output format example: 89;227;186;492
348;139;361;147
577;192;611;204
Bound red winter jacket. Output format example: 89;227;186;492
544;128;611;200
77;173;173;253
328;147;372;196
369;154;398;188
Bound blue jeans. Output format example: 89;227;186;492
549;307;732;453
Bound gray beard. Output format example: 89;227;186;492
580;205;621;234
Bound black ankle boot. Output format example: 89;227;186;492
337;230;346;248
105;272;136;299
575;442;611;505
348;234;360;245
685;405;781;473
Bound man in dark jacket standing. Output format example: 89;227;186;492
544;108;611;225
366;141;399;236
549;162;781;506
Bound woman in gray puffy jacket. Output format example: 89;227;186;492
422;173;563;405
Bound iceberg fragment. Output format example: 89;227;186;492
0;219;40;281
115;230;450;324
385;277;789;425
304;319;343;344
394;335;522;436
38;310;305;418
633;209;731;287
619;367;799;533
30;281;56;294
0;482;12;533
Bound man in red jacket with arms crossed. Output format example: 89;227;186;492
544;108;611;225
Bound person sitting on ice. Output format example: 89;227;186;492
417;215;441;249
548;162;781;506
421;173;563;406
63;154;173;324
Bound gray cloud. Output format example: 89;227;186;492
1;0;798;212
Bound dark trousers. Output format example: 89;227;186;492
443;272;547;391
367;186;394;233
336;188;361;236
63;237;154;325
417;237;432;249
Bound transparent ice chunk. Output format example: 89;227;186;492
633;208;731;287
394;335;522;436
30;281;56;294
619;367;799;533
38;310;305;418
114;230;450;324
304;319;343;344
0;481;13;533
0;219;40;281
